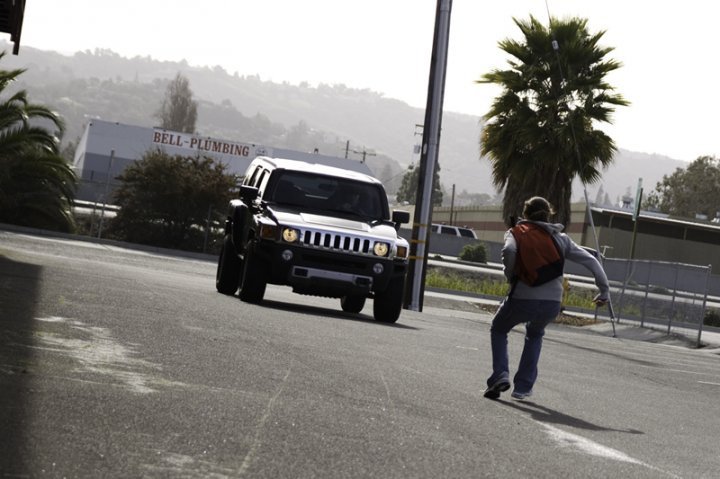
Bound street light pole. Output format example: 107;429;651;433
404;0;453;312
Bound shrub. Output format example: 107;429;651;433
704;309;720;327
459;242;487;263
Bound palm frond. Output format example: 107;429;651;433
0;57;76;232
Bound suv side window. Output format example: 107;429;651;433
458;228;476;238
255;169;269;196
440;226;456;236
246;165;262;187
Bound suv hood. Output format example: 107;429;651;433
272;209;399;240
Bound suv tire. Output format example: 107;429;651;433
373;276;404;323
216;235;241;295
340;295;366;313
239;244;267;303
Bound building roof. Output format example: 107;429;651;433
591;205;720;232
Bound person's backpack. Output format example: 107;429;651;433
510;222;564;286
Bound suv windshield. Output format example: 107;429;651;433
270;171;387;219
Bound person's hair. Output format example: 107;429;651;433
522;196;555;222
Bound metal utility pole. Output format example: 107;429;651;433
97;149;115;239
629;178;643;260
449;183;456;225
404;0;453;312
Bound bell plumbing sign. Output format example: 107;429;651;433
152;129;261;158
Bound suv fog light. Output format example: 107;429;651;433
373;263;384;274
281;249;293;261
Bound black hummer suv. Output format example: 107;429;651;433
215;156;411;323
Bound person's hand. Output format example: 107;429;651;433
592;294;608;306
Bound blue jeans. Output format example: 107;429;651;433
487;298;561;394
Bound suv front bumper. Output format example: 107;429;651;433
254;240;407;297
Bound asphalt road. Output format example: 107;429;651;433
2;230;720;478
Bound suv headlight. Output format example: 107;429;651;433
373;242;389;257
282;227;299;243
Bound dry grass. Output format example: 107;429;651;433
427;266;601;327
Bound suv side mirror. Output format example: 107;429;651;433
392;210;410;231
239;185;259;204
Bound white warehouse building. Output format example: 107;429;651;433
72;119;373;203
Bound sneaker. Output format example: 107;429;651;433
483;378;510;399
511;390;533;400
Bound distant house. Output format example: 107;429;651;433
72;119;373;203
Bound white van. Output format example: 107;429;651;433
431;223;478;239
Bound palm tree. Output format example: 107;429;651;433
0;54;77;232
478;16;628;227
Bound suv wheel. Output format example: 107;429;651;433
216;235;241;295
239;245;267;303
340;295;366;313
373;276;405;323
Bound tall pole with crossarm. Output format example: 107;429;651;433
404;0;453;311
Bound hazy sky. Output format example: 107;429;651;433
19;0;720;162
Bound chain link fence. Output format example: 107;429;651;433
420;235;716;346
601;258;712;346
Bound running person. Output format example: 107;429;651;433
484;196;610;400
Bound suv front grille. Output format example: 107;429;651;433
300;229;374;255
